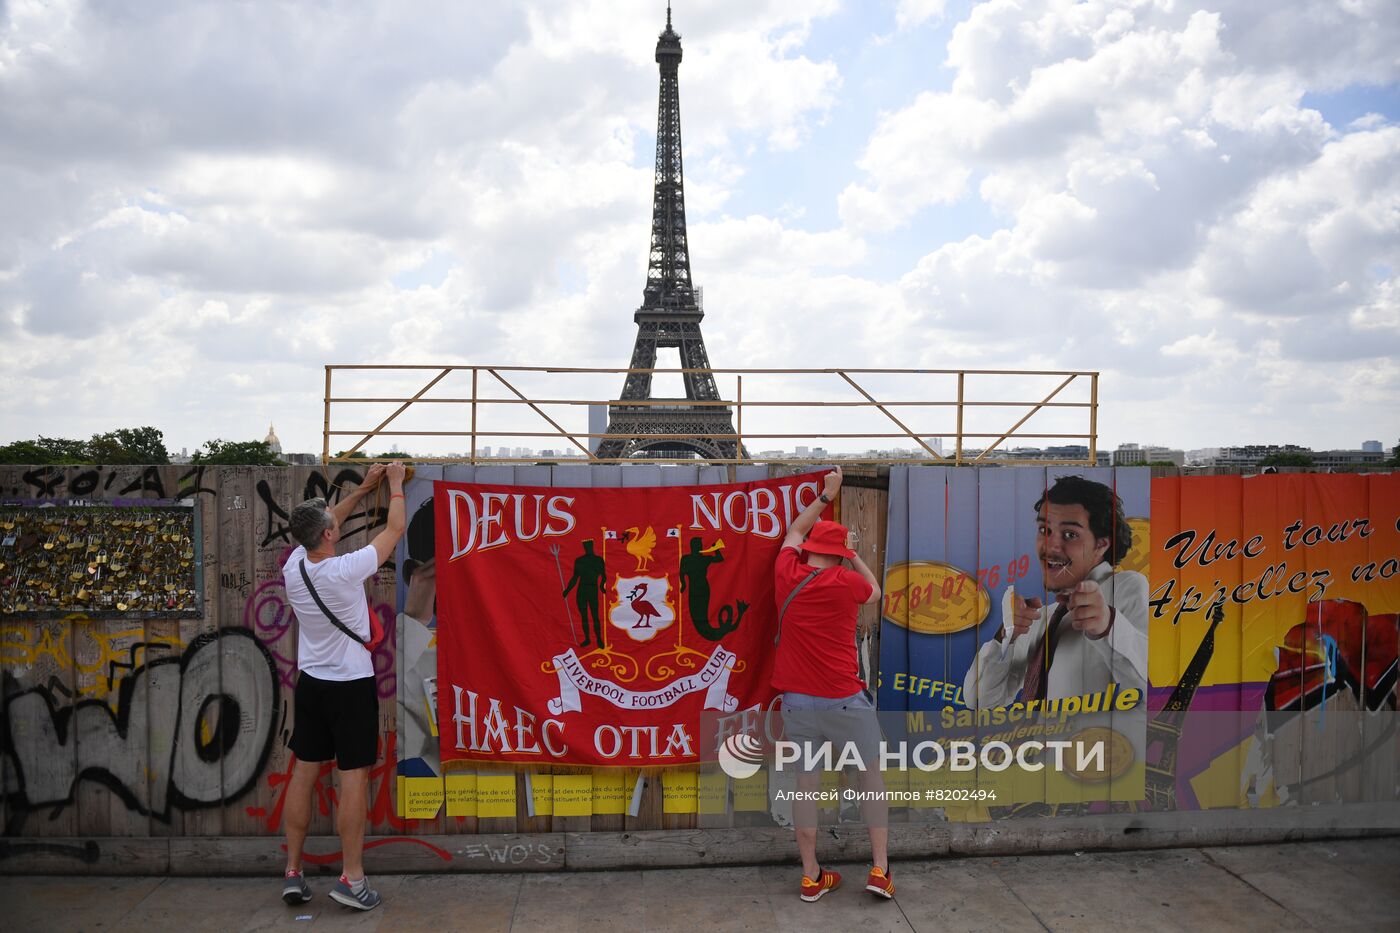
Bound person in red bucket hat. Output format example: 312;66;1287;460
772;467;894;903
800;519;856;559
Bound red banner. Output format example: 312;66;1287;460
433;471;828;767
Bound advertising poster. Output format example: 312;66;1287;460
880;466;1150;806
879;467;1399;815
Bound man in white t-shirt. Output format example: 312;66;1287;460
278;461;406;912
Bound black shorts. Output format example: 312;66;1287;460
290;672;379;770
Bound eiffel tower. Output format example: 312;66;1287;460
595;6;746;462
1144;600;1225;809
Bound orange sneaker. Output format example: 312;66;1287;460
800;866;841;902
866;865;895;899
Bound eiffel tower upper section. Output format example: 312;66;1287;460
642;6;695;314
596;7;745;461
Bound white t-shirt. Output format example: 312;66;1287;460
283;543;379;681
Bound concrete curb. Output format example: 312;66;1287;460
2;803;1397;875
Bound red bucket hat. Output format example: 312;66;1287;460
801;520;854;559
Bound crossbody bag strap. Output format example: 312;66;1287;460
775;568;823;645
298;559;368;647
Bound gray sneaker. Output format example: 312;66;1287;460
282;871;312;905
329;875;382;911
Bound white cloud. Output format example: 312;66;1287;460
0;0;1396;454
896;0;948;32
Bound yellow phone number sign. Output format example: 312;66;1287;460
882;561;991;635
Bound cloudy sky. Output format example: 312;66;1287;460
2;0;1398;457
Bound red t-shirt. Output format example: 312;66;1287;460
771;545;874;698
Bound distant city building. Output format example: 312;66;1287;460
1313;449;1385;469
1114;443;1185;467
1202;444;1383;470
1207;445;1312;469
1362;440;1383;453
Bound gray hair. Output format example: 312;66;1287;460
289;498;333;549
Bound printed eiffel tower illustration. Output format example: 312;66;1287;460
595;6;746;462
1144;600;1225;810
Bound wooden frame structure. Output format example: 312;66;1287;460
322;365;1100;466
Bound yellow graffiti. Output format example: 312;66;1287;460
1;614;183;701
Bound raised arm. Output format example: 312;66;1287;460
369;462;408;566
782;467;842;550
329;463;386;527
848;549;881;606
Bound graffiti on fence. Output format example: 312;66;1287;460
1;615;183;702
255;469;386;548
245;732;408;833
1;628;278;821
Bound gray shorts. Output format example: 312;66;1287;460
780;689;883;773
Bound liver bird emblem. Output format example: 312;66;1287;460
622;526;657;573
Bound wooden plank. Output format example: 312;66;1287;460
210;465;263;834
228;465;294;841
563;825;867;871
967;467;1013;813
1296;476;1338;807
88;617;154;837
356;463;405;841
0;837;171;875
2;617;80;837
68;467;112;839
168;833;564;875
1046;465;1111;813
150;464;208;839
1360;474;1399;804
394;464;453;836
182;465;242;838
1106;466;1152;809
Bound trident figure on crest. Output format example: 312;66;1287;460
561;539;607;649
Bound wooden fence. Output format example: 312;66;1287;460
1;462;1394;875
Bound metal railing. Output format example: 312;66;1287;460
321;365;1099;465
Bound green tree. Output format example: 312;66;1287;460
1259;452;1314;467
192;439;283;465
1389;444;1399;467
0;436;91;464
335;450;370;459
86;426;170;464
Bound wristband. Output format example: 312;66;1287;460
389;493;405;501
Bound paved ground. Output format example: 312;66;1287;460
5;838;1398;932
